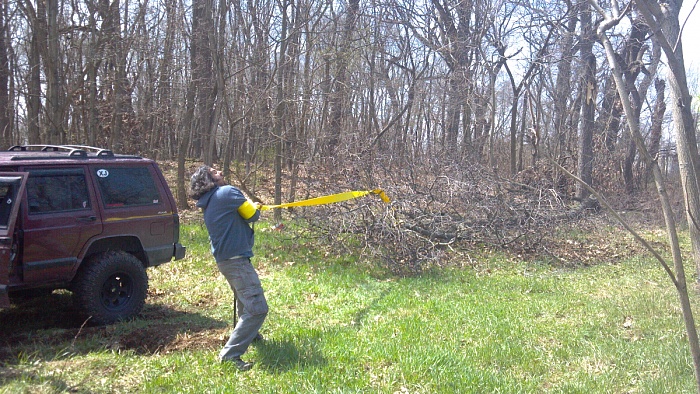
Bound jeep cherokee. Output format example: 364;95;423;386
0;145;186;325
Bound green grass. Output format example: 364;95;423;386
1;220;699;393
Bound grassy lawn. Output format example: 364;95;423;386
1;219;698;393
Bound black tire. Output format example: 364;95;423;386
72;251;148;325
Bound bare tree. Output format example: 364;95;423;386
575;2;596;201
273;0;290;222
619;19;653;193
645;78;666;184
593;0;700;391
635;0;700;281
501;22;555;175
155;1;180;158
326;0;360;158
23;1;41;145
44;0;62;143
552;1;578;173
177;0;214;210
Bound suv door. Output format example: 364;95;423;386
21;167;103;284
89;163;177;265
0;173;28;307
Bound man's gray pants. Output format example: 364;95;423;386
216;256;268;361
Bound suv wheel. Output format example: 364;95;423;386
72;251;148;325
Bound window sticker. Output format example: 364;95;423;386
97;169;109;178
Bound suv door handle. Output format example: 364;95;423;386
77;216;97;222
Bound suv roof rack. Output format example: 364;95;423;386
8;145;115;158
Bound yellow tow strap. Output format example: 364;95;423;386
259;189;390;211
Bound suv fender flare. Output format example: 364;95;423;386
77;235;148;274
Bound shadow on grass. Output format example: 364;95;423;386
249;285;394;373
252;288;393;373
350;286;392;330
0;364;79;393
255;334;327;372
0;292;226;364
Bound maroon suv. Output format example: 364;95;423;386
0;145;186;325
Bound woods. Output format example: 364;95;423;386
4;0;700;391
1;0;697;242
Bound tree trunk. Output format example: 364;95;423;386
273;0;289;223
599;74;623;152
646;78;666;184
24;4;41;144
327;0;359;157
623;139;636;194
517;94;527;172
508;80;519;174
192;0;217;165
576;3;595;201
86;7;99;147
150;1;177;158
620;18;650;194
0;0;9;147
553;7;577;164
445;71;463;150
44;0;62;144
177;0;206;210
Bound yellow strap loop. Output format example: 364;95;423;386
259;189;390;211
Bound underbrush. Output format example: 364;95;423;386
170;158;675;275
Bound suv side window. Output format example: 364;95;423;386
95;167;161;208
0;183;18;227
27;169;90;214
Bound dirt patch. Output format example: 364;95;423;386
0;303;227;363
529;217;656;267
112;323;225;354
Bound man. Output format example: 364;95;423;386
189;165;268;371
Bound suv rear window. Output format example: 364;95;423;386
95;167;161;208
27;169;90;214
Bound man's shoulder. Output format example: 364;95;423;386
216;185;245;199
